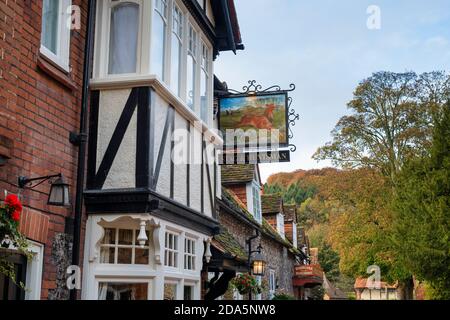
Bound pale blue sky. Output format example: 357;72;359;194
214;0;450;182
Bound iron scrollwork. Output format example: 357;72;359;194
228;80;296;95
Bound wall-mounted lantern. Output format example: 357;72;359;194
18;173;70;207
251;250;267;277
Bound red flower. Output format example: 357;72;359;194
5;194;22;212
11;210;21;222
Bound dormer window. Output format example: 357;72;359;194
108;2;140;75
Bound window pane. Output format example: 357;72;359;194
98;283;148;300
103;228;116;245
41;0;59;54
186;55;195;109
151;1;167;79
164;283;177;300
135;248;150;265
200;70;208;122
170;37;181;95
118;229;133;245
109;3;139;74
117;248;133;264
184;286;193;300
100;247;115;264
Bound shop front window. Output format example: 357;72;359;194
98;283;148;300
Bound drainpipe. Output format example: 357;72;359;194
70;0;96;301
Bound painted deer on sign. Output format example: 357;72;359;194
237;104;276;130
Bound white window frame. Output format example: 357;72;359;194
96;278;153;300
248;181;262;224
184;237;196;271
94;0;146;78
40;0;72;72
99;227;151;265
164;231;180;268
292;222;298;248
199;39;212;124
269;270;276;299
276;214;285;239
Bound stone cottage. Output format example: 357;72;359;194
205;164;305;300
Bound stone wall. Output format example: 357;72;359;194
219;208;296;299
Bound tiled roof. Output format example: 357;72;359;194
221;188;301;255
354;278;398;290
221;187;258;225
283;204;297;222
261;194;283;215
221;165;255;185
213;226;247;262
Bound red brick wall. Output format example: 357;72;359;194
227;185;248;207
0;0;88;300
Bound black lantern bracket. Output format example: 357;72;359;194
18;174;63;189
225;80;300;153
18;173;71;207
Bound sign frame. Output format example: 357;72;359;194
218;91;291;149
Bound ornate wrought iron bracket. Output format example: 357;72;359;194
227;80;296;95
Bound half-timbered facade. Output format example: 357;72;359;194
81;0;243;300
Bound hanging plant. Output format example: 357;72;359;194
231;273;264;296
0;194;30;289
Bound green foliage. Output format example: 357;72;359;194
264;183;316;206
272;292;296;300
318;243;341;283
309;286;325;300
230;273;265;296
392;102;450;299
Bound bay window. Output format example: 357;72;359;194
40;0;71;71
108;2;140;75
186;24;197;110
151;0;168;79
170;4;183;95
94;0;213;124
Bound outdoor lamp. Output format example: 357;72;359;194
48;175;70;207
251;251;266;276
18;173;70;207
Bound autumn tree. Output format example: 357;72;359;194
313;71;449;184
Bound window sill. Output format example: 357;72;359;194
37;54;77;91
